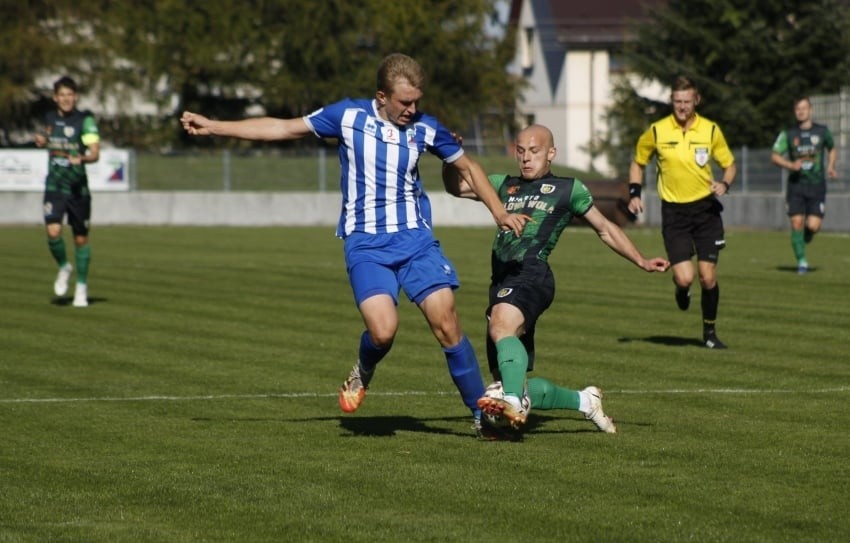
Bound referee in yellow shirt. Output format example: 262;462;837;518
627;75;736;349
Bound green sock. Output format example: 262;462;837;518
791;229;805;263
527;377;580;410
48;237;68;267
75;244;91;284
495;336;528;398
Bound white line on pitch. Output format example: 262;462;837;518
0;386;848;404
614;387;850;394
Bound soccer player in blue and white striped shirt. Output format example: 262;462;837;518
182;53;527;433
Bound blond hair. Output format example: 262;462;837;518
672;75;699;94
376;53;426;94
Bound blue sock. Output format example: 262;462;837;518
444;335;486;416
358;330;390;374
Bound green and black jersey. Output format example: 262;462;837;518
43;108;100;194
489;172;593;266
772;123;834;185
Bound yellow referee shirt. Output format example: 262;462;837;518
633;113;735;203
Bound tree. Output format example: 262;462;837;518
599;0;850;176
0;2;95;145
71;0;519;150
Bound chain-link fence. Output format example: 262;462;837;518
135;87;850;193
641;86;850;194
133;143;850;194
641;146;849;194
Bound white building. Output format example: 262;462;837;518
508;0;666;175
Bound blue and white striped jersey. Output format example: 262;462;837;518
304;98;464;238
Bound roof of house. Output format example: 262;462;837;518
510;0;665;47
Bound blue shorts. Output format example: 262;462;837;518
344;229;460;306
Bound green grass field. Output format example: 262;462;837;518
133;152;591;192
1;225;848;542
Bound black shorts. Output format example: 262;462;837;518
661;197;725;265
43;190;91;236
786;182;826;217
485;260;555;374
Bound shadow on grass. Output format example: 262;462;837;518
51;296;108;307
775;265;817;274
191;415;468;438
618;335;704;347
191;413;623;440
339;413;614;440
339;415;459;437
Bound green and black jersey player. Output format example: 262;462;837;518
34;76;100;307
443;124;669;436
771;96;838;273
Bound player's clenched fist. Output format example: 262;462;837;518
180;111;212;136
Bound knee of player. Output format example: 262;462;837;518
699;275;717;290
367;328;397;349
487;325;515;343
488;308;525;339
432;322;464;348
672;272;694;290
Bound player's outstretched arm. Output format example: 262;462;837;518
584;206;669;272
180;112;311;141
441;161;476;199
448;154;529;237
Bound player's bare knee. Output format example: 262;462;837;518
432;319;463;347
673;275;693;290
367;327;397;349
487;322;514;343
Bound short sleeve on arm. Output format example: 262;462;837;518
487;174;509;192
633;126;656;166
710;125;735;169
304;99;353;139
771;130;788;155
420;116;464;163
81;114;100;145
570;179;594;216
825;126;835;150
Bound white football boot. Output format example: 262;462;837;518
54;263;73;296
582;386;616;433
72;283;89;308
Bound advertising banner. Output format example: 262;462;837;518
0;148;131;191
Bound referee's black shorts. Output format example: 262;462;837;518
661;197;725;265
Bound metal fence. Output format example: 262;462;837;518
131;144;850;194
642;146;850;194
116;87;850;193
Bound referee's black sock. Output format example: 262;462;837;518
701;284;719;327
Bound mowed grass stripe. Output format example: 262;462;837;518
1;225;848;542
3;385;849;404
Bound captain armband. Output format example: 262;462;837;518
628;183;642;199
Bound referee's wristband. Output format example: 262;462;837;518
628;183;642;198
720;181;730;191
